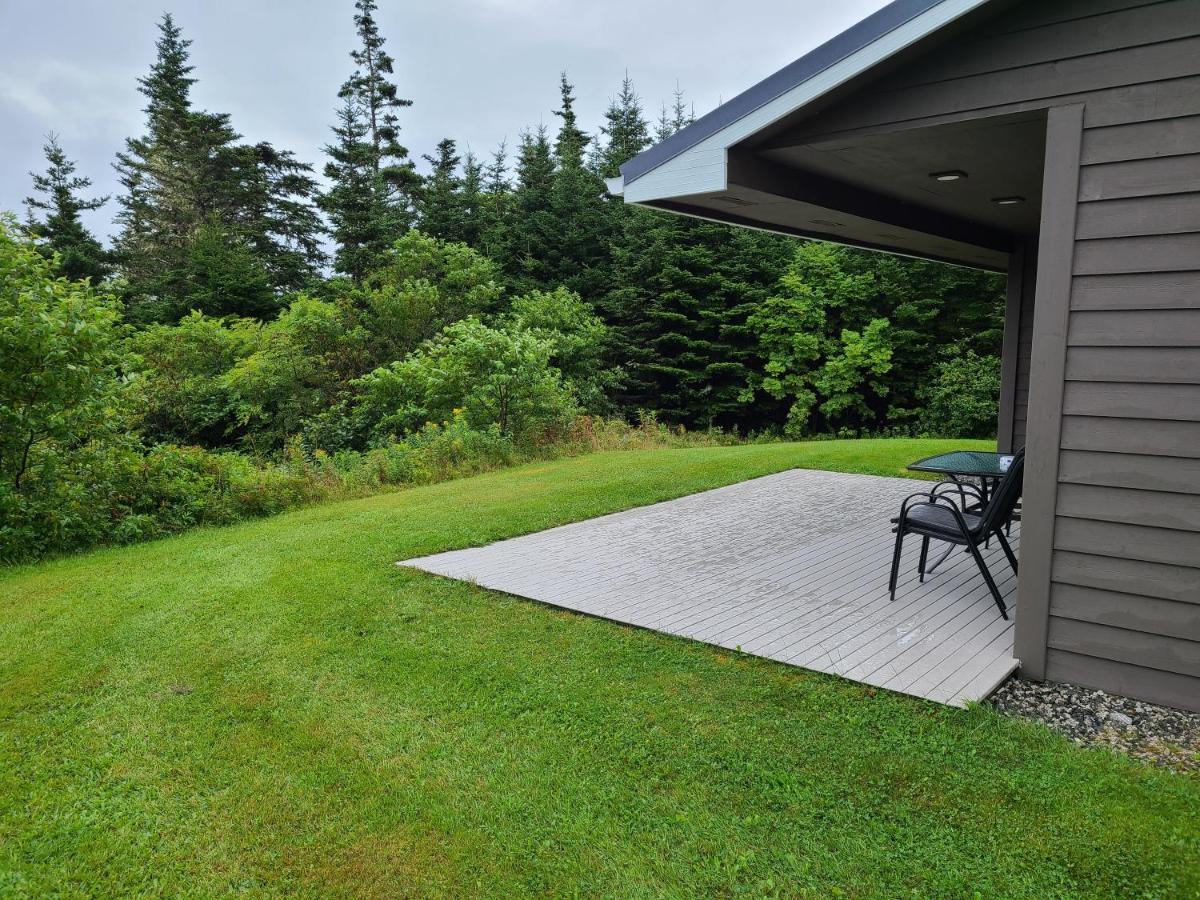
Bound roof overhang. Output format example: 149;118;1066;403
612;0;1022;269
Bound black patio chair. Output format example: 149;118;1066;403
888;448;1024;619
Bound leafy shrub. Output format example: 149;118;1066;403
358;230;503;361
355;317;577;446
224;295;367;452
918;350;1001;438
128;311;260;446
504;286;619;412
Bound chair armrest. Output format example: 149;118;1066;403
930;480;985;511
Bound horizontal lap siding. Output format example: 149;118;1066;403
1059;70;1200;706
790;0;1200;708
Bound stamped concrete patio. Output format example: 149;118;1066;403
401;468;1021;706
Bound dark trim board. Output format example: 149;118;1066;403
997;241;1026;451
1013;104;1084;682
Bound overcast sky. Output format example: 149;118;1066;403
0;0;888;243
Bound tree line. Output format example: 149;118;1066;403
5;1;1005;560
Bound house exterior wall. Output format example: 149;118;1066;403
794;0;1200;710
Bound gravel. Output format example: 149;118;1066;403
990;677;1200;774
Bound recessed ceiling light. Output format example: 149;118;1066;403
992;195;1025;205
930;170;967;182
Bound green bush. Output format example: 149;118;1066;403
355;317;577;446
918;350;1002;438
128;311;260;446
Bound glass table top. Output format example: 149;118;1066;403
907;450;1015;478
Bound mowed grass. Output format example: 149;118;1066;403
0;439;1196;897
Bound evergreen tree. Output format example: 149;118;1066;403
606;207;790;427
239;142;325;294
417;138;465;242
322;0;420;280
595;74;652;178
114;13;322;322
546;74;611;301
24;134;110;283
477;141;512;263
551;73;589;167
655;86;692;142
492;76;613;300
459;150;485;249
341;0;416;191
603;87;791;428
505;125;556;292
321;98;391;281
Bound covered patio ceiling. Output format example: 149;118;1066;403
634;110;1046;272
607;0;1052;271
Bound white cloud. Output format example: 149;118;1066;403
0;59;140;142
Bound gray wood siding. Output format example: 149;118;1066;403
791;0;1200;709
1053;38;1199;708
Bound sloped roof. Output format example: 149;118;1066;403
619;0;994;187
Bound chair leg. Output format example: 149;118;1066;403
888;526;905;601
918;536;930;583
995;529;1018;574
968;540;1008;619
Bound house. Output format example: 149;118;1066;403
607;0;1200;711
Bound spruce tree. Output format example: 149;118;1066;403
495;76;614;299
551;73;589;167
506;125;556;292
114;13;322;321
113;12;208;316
459;151;485;249
594;76;654;396
595;74;652;178
547;74;611;301
603;86;791;428
655;86;692;142
321;98;390;281
417;138;465;242
341;0;416;192
24;134;110;283
477;141;512;263
322;0;420;280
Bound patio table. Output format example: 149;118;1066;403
907;449;1015;506
905;449;1017;573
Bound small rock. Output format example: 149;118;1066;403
990;676;1199;774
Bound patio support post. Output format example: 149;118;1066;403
1012;104;1084;681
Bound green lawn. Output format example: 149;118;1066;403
1;439;1196;897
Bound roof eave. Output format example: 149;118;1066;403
616;0;994;196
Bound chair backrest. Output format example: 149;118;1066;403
979;447;1025;534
